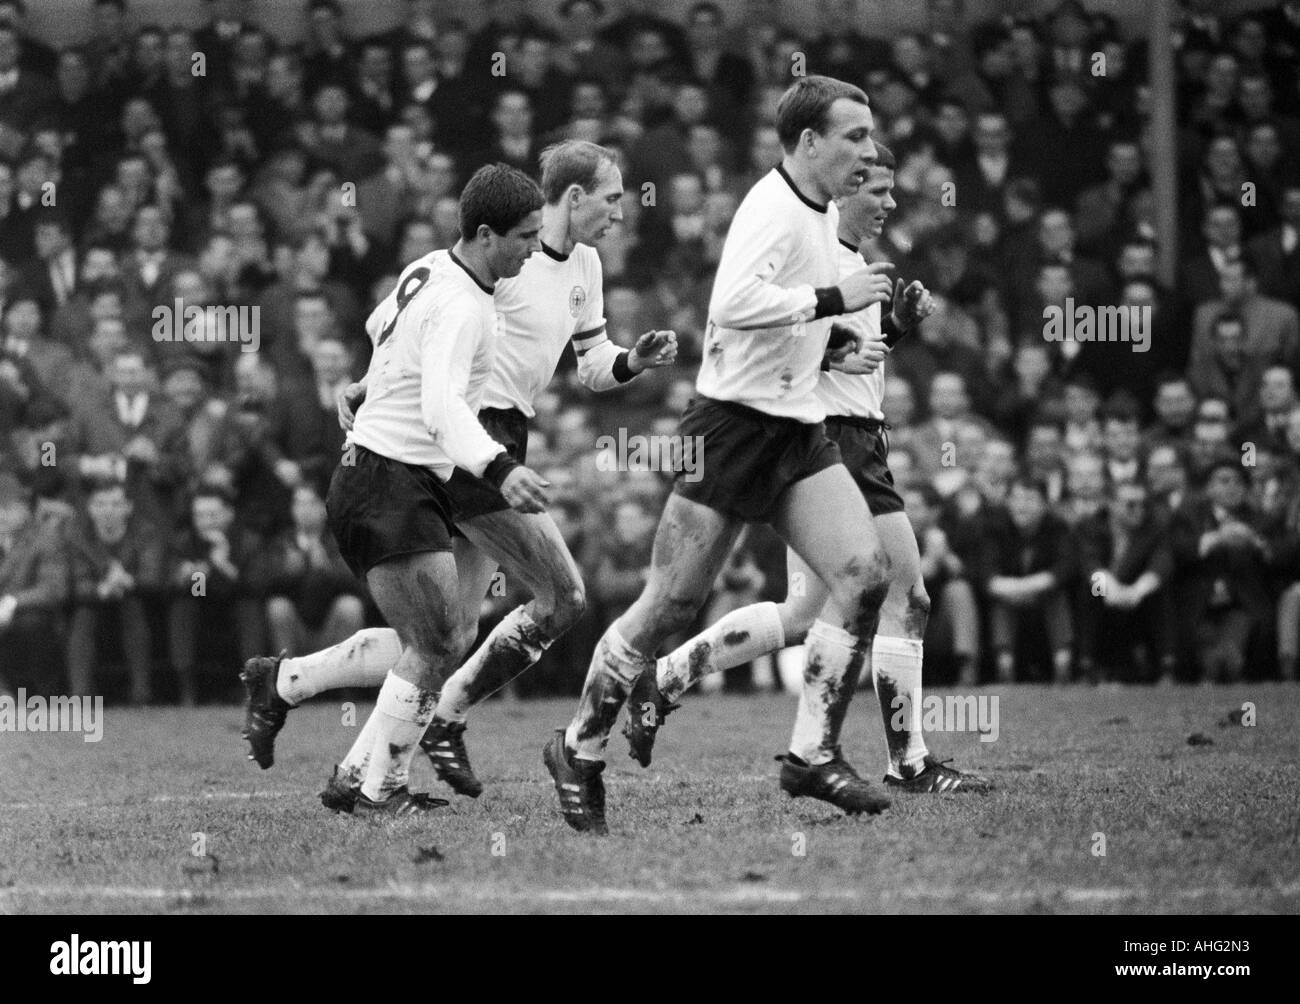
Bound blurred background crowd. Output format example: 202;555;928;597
2;0;1299;703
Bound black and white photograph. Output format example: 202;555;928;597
0;0;1293;959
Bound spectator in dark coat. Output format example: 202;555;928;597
262;482;363;659
167;485;264;704
981;475;1076;682
66;480;166;702
1075;480;1176;681
0;473;69;695
1170;455;1277;681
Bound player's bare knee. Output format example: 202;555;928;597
657;593;704;636
904;583;931;635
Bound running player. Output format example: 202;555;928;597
621;143;994;795
240;142;678;805
302;163;545;815
544;76;900;835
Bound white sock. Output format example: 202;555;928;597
565;625;650;761
789;619;869;766
338;704;382;782
657;602;785;702
359;673;438;801
435;608;552;722
276;628;401;705
871;635;929;778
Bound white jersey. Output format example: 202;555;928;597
697;166;843;423
815;241;885;420
481;242;629;416
349;249;504;480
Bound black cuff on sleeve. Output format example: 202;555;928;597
813;286;845;319
612;350;636;383
482;453;521;490
881;312;907;348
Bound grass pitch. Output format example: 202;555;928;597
1;685;1297;914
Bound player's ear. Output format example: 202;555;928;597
567;183;584;206
474;222;494;244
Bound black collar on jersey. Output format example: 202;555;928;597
776;163;828;214
838;238;860;254
449;249;495;295
541;242;568;262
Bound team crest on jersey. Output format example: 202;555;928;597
569;285;586;318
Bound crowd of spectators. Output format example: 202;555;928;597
2;0;1300;703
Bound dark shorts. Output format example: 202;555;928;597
326;444;456;579
444;407;529;528
671;396;842;524
825;415;906;517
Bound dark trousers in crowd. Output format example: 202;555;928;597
990;590;1074;682
0;609;65;696
168;597;264;704
1076;591;1173;682
67;598;153;703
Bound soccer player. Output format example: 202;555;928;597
240;142;678;804
544;76;902;834
281;163;545;815
621;143;994;795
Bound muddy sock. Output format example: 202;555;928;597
871;635;929;778
657;602;784;702
789;619;869;766
277;628;400;706
565;625;651;762
435;608;552;722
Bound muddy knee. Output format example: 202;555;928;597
903;583;931;635
836;550;891;637
656;594;704;637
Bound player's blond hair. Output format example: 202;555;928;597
539;140;619;204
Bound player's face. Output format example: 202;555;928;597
487;210;543;280
810;98;877;200
841;166;895;239
571;162;625;245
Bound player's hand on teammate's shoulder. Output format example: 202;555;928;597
500;465;551;514
336;381;367;432
839;261;894;312
629;330;678;373
891;278;935;330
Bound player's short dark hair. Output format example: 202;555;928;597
871;141;897;171
459;163;544;240
775;75;869;153
539;140;618;204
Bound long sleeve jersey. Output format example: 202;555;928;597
697;165;846;422
350;249;505;480
814;239;885;420
481;241;633;416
